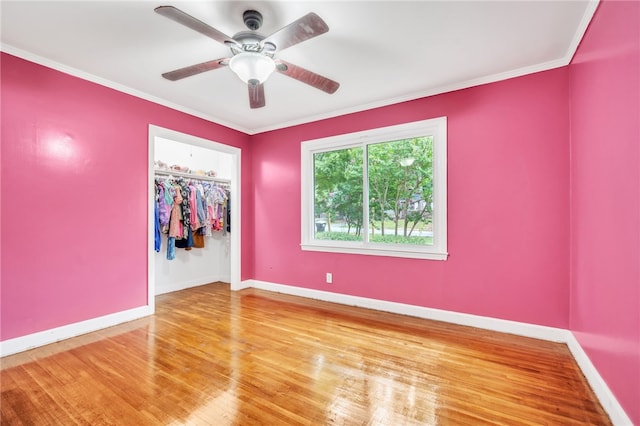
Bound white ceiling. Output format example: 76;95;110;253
1;1;597;135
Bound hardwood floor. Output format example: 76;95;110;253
1;283;611;425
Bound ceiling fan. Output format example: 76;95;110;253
155;6;340;109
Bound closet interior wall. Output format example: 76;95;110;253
153;137;232;295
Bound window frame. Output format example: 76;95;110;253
301;117;448;260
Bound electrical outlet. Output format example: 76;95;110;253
326;272;333;284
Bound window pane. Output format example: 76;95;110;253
367;137;433;245
313;147;364;241
302;116;447;260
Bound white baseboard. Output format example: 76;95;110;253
241;279;631;425
565;334;633;426
236;280;255;291
155;275;229;295
1;276;225;357
2;279;631;424
0;305;153;358
242;279;569;341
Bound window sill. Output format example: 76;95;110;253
301;243;448;260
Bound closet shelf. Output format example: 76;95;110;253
154;169;230;184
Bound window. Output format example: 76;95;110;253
301;117;447;260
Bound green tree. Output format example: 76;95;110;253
313;137;432;243
314;147;363;234
368;137;433;237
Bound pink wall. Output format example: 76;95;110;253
2;5;638;420
0;53;252;341
251;69;571;328
569;0;640;423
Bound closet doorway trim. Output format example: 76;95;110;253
147;124;242;310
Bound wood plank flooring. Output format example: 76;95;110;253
1;283;611;425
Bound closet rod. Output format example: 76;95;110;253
154;169;230;184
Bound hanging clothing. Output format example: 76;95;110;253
157;182;173;230
175;226;194;250
188;183;198;230
192;228;205;248
226;192;231;233
168;185;183;239
179;181;192;236
167;236;176;260
154;201;161;252
154;174;231;260
195;184;206;230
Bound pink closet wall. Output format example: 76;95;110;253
251;68;571;328
0;53;252;341
569;0;640;423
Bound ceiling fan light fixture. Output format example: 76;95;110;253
156;6;339;107
229;52;276;84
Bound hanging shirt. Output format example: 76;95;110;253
189;183;199;230
156;182;171;230
203;183;216;236
179;181;191;233
195;184;206;229
169;185;183;238
160;180;175;230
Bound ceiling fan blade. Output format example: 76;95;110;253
276;60;339;94
248;83;266;109
155;6;237;47
262;12;329;52
162;59;228;81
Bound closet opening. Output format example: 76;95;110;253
147;125;241;311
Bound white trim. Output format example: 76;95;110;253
241;279;631;424
1;126;242;358
565;334;634;426
249;58;574;134
301;117;448;260
155;275;230;295
148;125;242;294
148;129;157;311
250;0;597;136
0;45;253;135
2;276;631;423
237;280;255;291
0;305;152;357
299;243;448;260
0;43;556;136
566;1;600;63
244;279;567;342
1;0;599;138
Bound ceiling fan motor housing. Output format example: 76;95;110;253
243;10;263;31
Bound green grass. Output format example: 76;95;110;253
315;232;433;245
